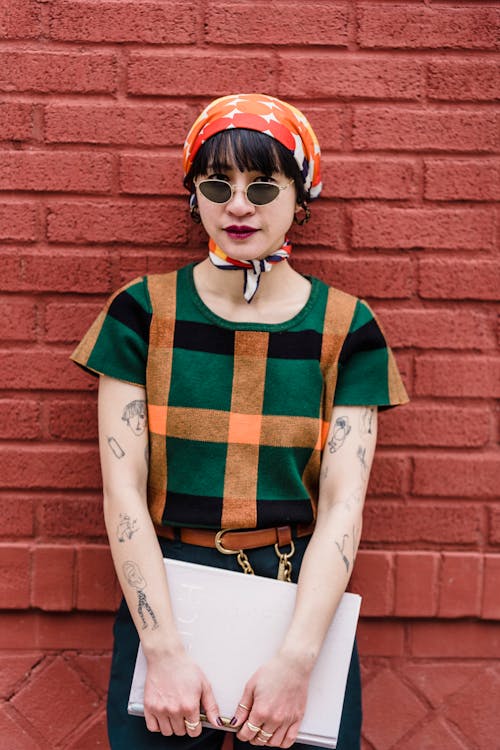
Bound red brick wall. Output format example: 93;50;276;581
1;2;499;748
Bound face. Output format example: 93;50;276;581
195;164;298;261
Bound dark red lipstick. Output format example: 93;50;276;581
224;225;258;240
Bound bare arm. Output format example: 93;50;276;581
98;375;220;736
235;405;377;747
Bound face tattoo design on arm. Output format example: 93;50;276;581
123;561;159;630
122;400;147;437
328;416;351;454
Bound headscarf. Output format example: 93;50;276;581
183;93;322;199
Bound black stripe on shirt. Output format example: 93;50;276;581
174;320;235;355
108;290;151;344
339;318;386;367
268;330;323;360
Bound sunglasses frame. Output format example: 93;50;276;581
196;178;294;206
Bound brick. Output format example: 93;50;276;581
294;204;343;249
356;620;405;657
47;200;188;245
0;545;30;608
349;551;393;616
45;103;191;146
66;711;108;750
11;657;98;746
38;496;106;538
489;507;500;545
72;654;111;696
368;454;408;496
376;308;494;350
363;501;481;546
77;545;119;611
208;2;348;45
279;55;422;99
415;355;500;398
0;152;113;193
47;398;98;441
413;455;499;498
405;663;482;709
0;399;40;439
298;107;344;152
321;156;417;200
357;6;499;50
0;447;100;489
0;202;38;242
0;249;112;293
0;350;98;391
50;0;196;42
0;102;33;141
363;669;426;749
444;670;500;749
0;0;41;39
352;206;495;251
128;52;276;96
0;613;38;649
353;107;498;152
0;299;37;342
119;153;182;195
410;621;500;659
44;302;102;343
32;546;74;611
394;552;439;617
482;556;500;620
0;496;34;538
0;705;40;750
0;51;117;94
424;159;499;201
0;653;43;698
405;717;470;750
37;612;113;649
428;60;500;102
419;259;500;301
378;405;491;448
439;553;482;618
294;255;414;299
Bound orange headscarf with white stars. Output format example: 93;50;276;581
183;94;322;200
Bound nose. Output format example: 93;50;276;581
226;184;255;215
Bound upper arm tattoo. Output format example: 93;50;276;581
122;400;147;436
117;513;139;543
360;407;376;436
328;416;351;454
107;436;125;459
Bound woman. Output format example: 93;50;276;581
72;94;408;750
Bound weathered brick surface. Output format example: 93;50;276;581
1;3;499;747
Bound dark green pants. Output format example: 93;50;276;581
107;536;362;749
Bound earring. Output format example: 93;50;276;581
189;193;201;224
294;205;311;226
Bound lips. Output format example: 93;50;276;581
224;225;258;240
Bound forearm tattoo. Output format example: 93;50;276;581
335;534;350;573
122;399;147;436
107;436;125;459
122;561;158;630
328;416;351;454
360;407;376;436
116;513;139;543
357;445;368;478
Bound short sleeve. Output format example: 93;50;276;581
70;277;152;386
334;299;409;409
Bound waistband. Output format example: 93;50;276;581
155;523;315;551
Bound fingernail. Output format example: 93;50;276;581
230;716;237;726
216;717;224;727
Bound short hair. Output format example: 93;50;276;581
184;128;308;208
121;400;146;423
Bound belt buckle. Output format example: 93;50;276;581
215;529;254;575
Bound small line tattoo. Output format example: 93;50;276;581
123;561;158;630
117;513;139;543
122;399;147;437
107;436;125;459
335;534;350;573
328;416;351;454
357;445;368;477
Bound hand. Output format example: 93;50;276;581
234;652;312;748
143;651;220;736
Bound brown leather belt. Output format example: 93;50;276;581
155;523;315;551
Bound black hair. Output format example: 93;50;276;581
184;128;308;208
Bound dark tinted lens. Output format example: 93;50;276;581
198;180;231;203
247;183;280;205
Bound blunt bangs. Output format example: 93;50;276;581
184;129;307;205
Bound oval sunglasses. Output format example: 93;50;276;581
196;178;294;206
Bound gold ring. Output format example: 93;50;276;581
256;738;268;744
184;719;201;730
259;730;273;739
239;703;250;711
247;721;261;733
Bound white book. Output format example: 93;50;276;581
128;558;361;748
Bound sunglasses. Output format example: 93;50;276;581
197;178;294;206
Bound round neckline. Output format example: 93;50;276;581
187;262;319;332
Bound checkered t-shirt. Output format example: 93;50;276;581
71;264;408;531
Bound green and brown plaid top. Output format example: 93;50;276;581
71;264;408;530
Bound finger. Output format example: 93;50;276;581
237;715;262;742
280;722;300;749
157;716;174;737
231;685;254;727
201;680;221;728
144;711;161;733
267;727;287;747
170;712;187;736
184;715;203;738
